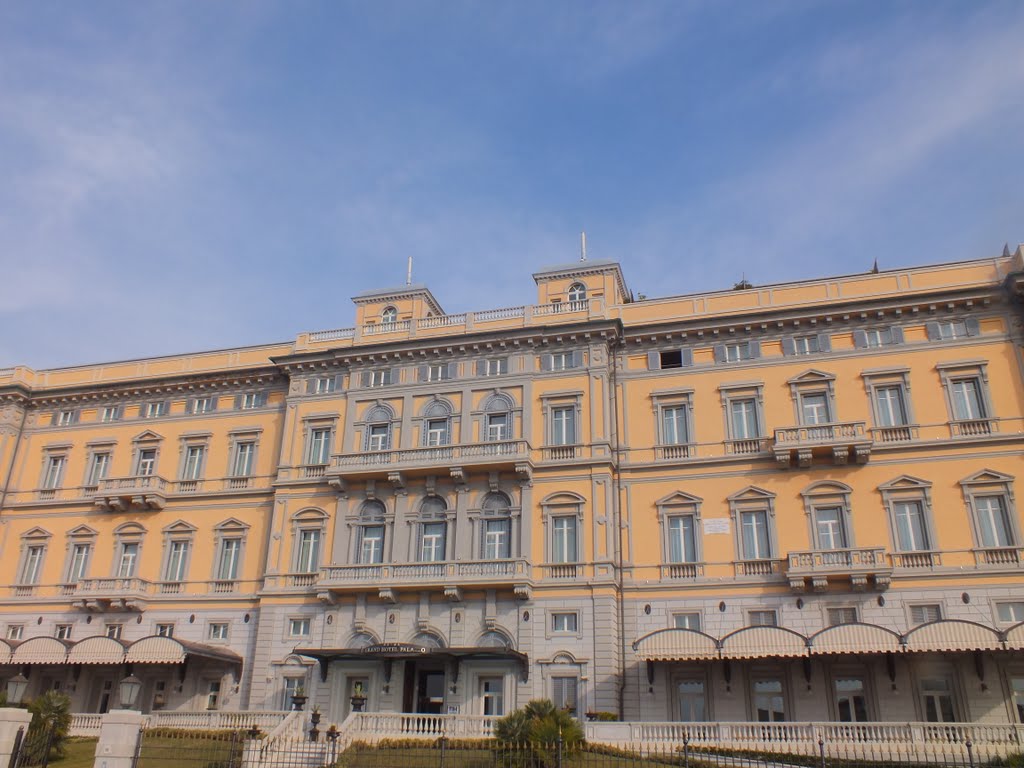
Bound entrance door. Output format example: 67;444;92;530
91;678;115;714
417;670;445;714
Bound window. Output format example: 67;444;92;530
311;376;336;394
418;498;448;562
381;306;398;324
421;401;452;447
478;358;508;377
209;623;229;641
486;412;510;441
1012;678;1024;724
295;529;321;573
542;350;582;372
142;401;167;418
282;677;305;710
800;392;831;425
551;677;578;715
551;516;578;563
715;341;761;364
238;392;265;410
156;623;174;637
667;515;697;563
206;681;221;710
363;369;393;388
188;397;215;414
874;385;909;427
232;441;255;477
87;452;111;486
550;406;577;446
927;319;979;341
118;542;140;578
55;624;73;640
356;501;387;564
68;543;91;582
105;623;123;639
136;448;157;477
752;678;786;722
910;604;942;625
659;350;688;369
661;405;689;445
950;378;987;420
56;409;77;426
677;680;706;722
481;493;512;559
421;362;455;382
729;398;760;440
740;510;771;559
306;428;332;465
289;618;311;637
893;501;930;551
827;607;858;625
364;405;393;451
6;625;24;640
997;602;1024;624
791;335;822;355
217;538;242;581
551;612;579;633
835;677;869;722
674;613;702;631
748;610;778;626
854;327;903;348
164;540;190;582
815;507;849;550
100;405;121;423
182;445;205;481
42;455;66;489
975;495;1013;547
19;545;45;585
480;677;504;716
567;282;587;303
920;677;957;722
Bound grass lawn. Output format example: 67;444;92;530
54;739;98;768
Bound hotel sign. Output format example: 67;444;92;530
361;643;428;655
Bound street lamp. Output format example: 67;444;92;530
118;675;142;709
5;674;28;705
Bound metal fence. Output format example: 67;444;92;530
8;723;60;768
131;730;1022;768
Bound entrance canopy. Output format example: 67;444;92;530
0;634;241;670
294;643;529;682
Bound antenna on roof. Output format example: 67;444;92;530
406;256;413;286
871;258;879;274
580;231;587;262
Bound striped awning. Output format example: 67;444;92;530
632;629;720;661
809;623;903;655
1004;622;1024;651
903;620;1002;653
0;639;14;665
67;635;127;665
720;626;808;659
126;635;242;666
12;637;70;665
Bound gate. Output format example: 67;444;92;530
133;726;248;768
7;723;58;768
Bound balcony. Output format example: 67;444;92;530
870;425;919;444
725;438;769;456
734;559;782;578
660;562;705;580
786;547;891;592
892;551;941;569
655;444;697;461
972;546;1023;567
327;440;532;487
950;418;999;438
318;558;532;601
69;577;153;611
92;475;168;512
773;421;872;468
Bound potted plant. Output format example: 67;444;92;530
290;686;308;711
350;680;367;712
310;704;321;725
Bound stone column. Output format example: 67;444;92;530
94;709;144;768
0;707;33;768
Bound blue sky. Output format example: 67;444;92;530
1;1;1022;369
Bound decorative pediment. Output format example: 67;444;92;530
541;491;586;505
20;526;52;540
66;525;99;538
161;520;198;534
878;475;932;492
656;490;704;507
131;429;164;444
801;480;852;498
292;507;328;521
727;486;775;502
214;517;251;532
960;469;1014;487
113;522;147;536
787;369;836;385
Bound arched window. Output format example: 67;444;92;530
413;632;445;649
422;401;452;447
481;493;512;559
381;306;398;324
364;405;393;452
357;501;387;564
483;394;514;442
478;630;513;649
567;282;587;304
418;497;448;562
349;632;377;648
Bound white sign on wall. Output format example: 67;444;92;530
704;518;731;534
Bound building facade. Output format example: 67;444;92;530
2;249;1024;727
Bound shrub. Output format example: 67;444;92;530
493;699;584;768
27;690;72;759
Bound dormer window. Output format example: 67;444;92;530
381;306;398;324
567;283;587;303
